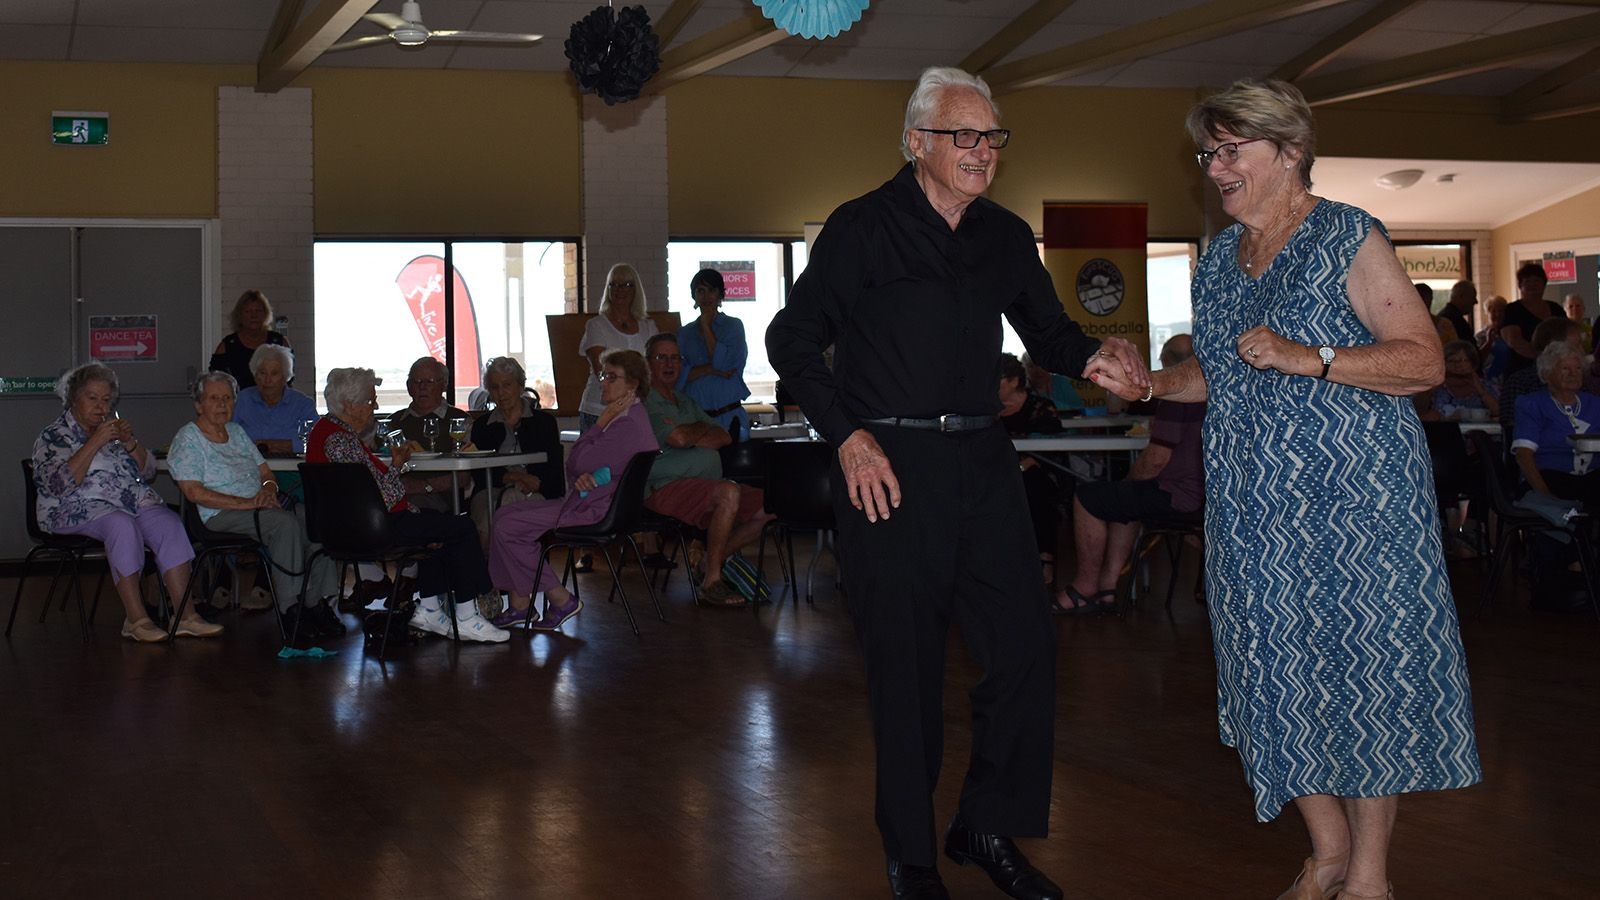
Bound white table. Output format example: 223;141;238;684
1460;421;1501;436
157;451;548;517
1057;415;1149;432
560;422;811;444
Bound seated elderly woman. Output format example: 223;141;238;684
305;367;507;643
1415;340;1499;422
468;356;565;547
486;349;658;629
233;344;318;455
167;372;341;642
1512;341;1600;508
32;364;221;642
997;353;1064;586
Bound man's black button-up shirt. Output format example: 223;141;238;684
767;163;1102;447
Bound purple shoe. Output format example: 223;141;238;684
491;607;538;629
531;599;582;631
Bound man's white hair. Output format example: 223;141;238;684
901;67;999;162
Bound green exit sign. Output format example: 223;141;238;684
52;110;108;146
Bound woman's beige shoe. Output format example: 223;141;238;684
174;617;224;638
120;617;169;643
1277;853;1347;900
1333;886;1392;900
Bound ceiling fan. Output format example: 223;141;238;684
327;0;542;52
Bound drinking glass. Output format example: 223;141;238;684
295;419;314;455
447;418;469;451
422;418;440;452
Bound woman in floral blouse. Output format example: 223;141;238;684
304;367;506;643
32;364;221;643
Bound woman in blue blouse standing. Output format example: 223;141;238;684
677;269;750;439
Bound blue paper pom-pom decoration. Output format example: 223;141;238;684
753;0;869;40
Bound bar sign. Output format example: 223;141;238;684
52;110;108;146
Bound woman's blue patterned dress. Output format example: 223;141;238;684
1192;199;1482;821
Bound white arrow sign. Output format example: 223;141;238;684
100;341;149;354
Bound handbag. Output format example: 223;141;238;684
719;553;771;605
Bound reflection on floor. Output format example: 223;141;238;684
1;544;1594;898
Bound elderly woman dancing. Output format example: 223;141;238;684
485;349;658;630
1091;79;1480;900
167;372;341;642
306;367;507;643
32;364;221;642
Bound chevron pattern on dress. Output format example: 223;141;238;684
1191;199;1482;822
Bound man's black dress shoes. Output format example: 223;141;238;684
887;858;949;899
943;820;1063;900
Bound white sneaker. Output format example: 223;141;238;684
408;604;454;637
454;604;510;643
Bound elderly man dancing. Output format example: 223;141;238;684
769;66;1147;899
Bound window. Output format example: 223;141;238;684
314;239;575;411
665;239;806;402
1393;242;1471;316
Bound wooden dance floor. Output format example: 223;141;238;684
1;547;1594;898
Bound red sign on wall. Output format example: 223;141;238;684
1543;252;1577;284
701;260;756;301
88;315;158;361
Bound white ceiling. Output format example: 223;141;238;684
1315;156;1600;228
7;1;1600;227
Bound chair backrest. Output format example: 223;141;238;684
763;440;835;529
297;462;397;556
576;451;657;536
718;440;768;488
19;459;46;542
179;495;255;545
1467;431;1521;517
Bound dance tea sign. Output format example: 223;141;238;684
88;315;158;362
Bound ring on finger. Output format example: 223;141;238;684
1247;348;1260;359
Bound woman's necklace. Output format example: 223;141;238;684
1241;194;1308;274
1559;395;1582;416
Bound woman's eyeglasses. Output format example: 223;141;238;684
1195;138;1265;169
598;372;623;383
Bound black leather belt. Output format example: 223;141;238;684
862;414;998;432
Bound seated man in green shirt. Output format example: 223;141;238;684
643;333;774;605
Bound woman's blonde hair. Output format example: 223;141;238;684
229;289;274;332
1185;78;1316;190
598;263;647;320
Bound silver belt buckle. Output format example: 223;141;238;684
939;413;955;432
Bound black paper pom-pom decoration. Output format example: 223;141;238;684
565;4;661;105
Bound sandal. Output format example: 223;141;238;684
1052;586;1096;616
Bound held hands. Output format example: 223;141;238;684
573;471;599;494
838;429;901;523
1083;337;1153;402
93;417;134;451
253;483;279;509
1236;326;1316;375
506;472;541;495
391;441;417;469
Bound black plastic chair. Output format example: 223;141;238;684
6;459;105;642
1129;509;1206;614
757;440;837;604
522;451;664;636
167;498;288;641
299;462;449;657
719;440;768;489
1470;431;1600;617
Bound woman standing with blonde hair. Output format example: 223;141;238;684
210;289;289;390
1091;79;1480;900
577;263;658;433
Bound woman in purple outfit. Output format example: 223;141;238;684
486;349;659;630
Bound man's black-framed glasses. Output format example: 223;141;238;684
1195;138;1265;169
916;128;1011;149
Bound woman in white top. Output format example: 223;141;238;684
578;263;659;432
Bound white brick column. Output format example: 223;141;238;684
217;87;315;388
580;94;668;312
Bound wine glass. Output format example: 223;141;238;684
108;410;125;451
422;417;440;452
295;419;315;455
447;418;469;452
